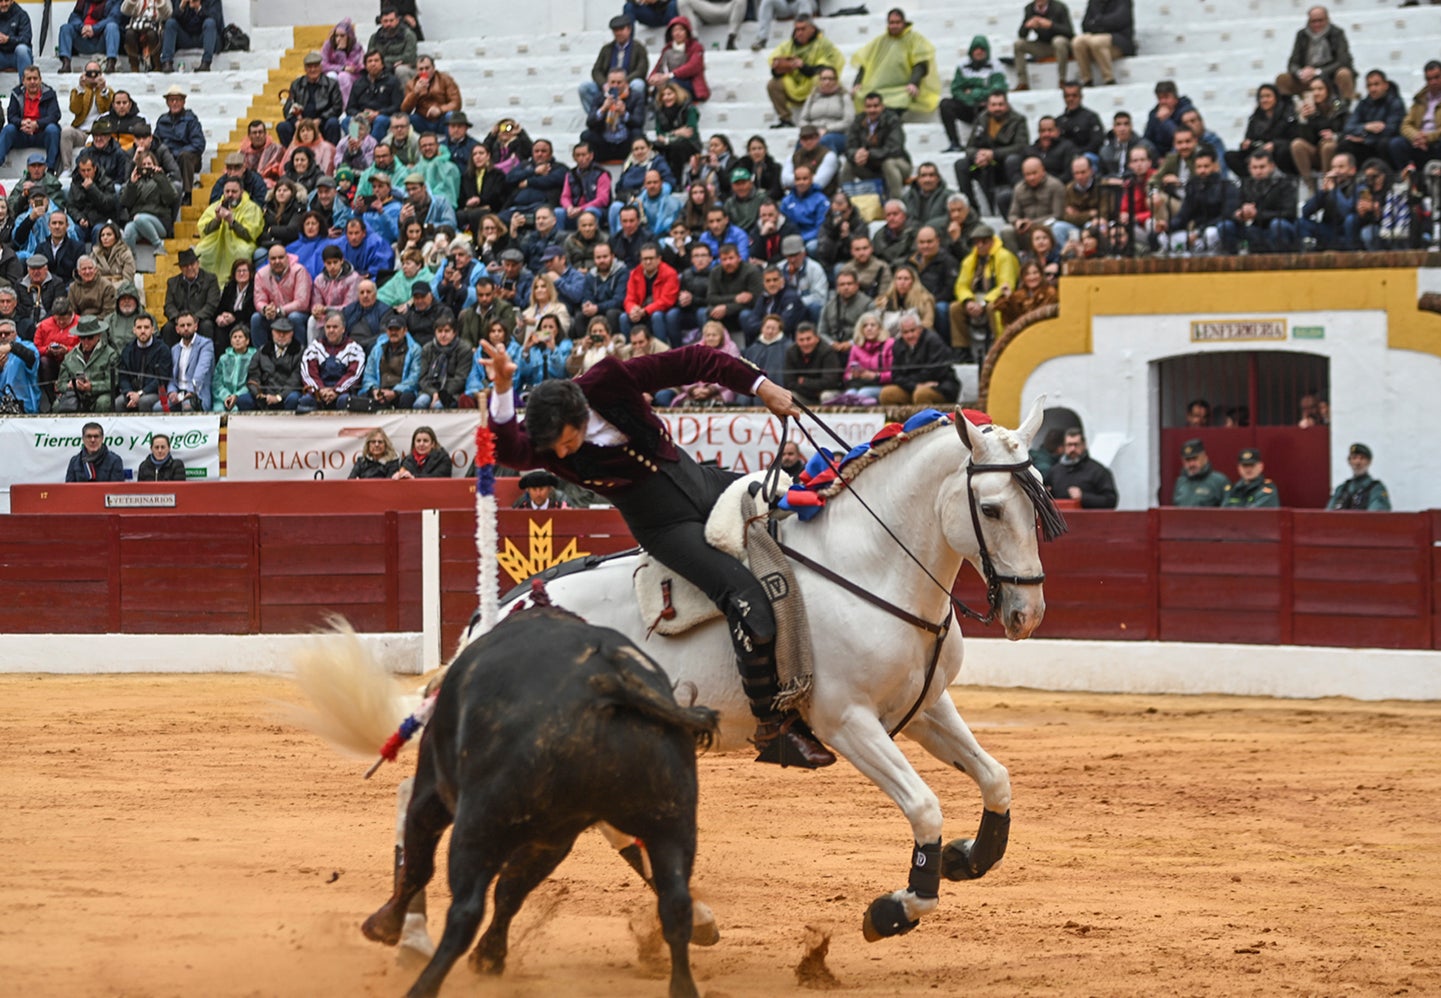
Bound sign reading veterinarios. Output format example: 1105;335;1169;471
226;412;483;481
658;411;888;473
0;414;221;487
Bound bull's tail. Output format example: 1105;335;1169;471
590;650;720;753
285;625;420;759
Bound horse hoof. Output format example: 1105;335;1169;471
942;838;982;881
691;900;720;947
861;895;919;942
361;906;404;946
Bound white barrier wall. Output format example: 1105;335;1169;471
249;0;610;34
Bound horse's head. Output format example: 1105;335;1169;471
939;399;1065;641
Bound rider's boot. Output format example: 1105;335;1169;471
732;617;835;769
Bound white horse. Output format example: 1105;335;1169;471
304;401;1061;952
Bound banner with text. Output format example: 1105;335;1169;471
0;414;221;487
226;412;484;481
658;410;889;473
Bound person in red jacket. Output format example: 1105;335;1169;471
620;241;680;344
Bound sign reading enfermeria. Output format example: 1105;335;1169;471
1190;318;1289;342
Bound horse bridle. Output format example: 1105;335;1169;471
771;407;1062;737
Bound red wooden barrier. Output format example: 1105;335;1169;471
0;499;1432;651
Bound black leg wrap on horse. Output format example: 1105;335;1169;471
908;840;942;900
862;895;920;942
942;809;1011;882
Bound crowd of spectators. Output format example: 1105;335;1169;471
3;1;1437;420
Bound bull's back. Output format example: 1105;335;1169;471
428;609;701;832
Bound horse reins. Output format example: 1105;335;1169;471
765;403;1063;738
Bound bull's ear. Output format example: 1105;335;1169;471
955;406;976;453
1018;395;1046;449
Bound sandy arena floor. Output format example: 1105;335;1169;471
1;674;1438;997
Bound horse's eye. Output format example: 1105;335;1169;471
981;504;1002;520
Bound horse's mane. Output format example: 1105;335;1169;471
810;413;957;501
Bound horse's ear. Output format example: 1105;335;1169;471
954;407;976;452
1018;395;1046;449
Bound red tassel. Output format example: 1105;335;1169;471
474;425;495;467
378;731;405;762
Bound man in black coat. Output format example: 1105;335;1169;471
279;51;344;146
879;310;958;405
236;317;304;410
1045;427;1118;508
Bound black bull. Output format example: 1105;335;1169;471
362;606;719;998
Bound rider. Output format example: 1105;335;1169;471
479;335;837;769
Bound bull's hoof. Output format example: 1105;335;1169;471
860;895;919;942
692;900;720;947
362;904;404;946
468;940;505;975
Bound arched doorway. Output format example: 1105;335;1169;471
1156;351;1330;506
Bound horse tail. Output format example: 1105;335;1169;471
286;624;418;760
589;649;720;753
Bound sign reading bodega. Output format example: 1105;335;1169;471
1190;318;1288;343
658;411;887;473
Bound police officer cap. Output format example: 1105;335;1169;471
518;470;560;490
1237;447;1261;464
1349;442;1372;459
1180;438;1205;459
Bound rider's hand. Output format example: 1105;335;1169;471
478;338;516;396
756;379;801;419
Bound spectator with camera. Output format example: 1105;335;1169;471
53;316;117;412
0;318;39;413
1297;149;1358;250
402;53;459;134
61;59;112;172
581;14;648;117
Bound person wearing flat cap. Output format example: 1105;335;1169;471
1328;443;1391;510
582;14;649;117
1171;438;1230;507
280;51;344;148
512;469;570;510
1221;447;1280;508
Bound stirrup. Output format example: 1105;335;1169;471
753;715;836;769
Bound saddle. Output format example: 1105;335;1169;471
634;472;816;712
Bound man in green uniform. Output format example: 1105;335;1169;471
1171;437;1229;506
1221;447;1280;507
1327;442;1392;510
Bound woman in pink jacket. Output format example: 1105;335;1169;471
321;19;366;107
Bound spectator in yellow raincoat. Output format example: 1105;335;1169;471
849;8;940;114
195;176;264;279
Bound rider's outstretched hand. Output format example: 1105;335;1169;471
757;379;802;419
478;339;517;396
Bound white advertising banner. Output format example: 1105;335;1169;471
226;412;484;481
225;410;892;481
0;414;222;488
658;410;889;473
